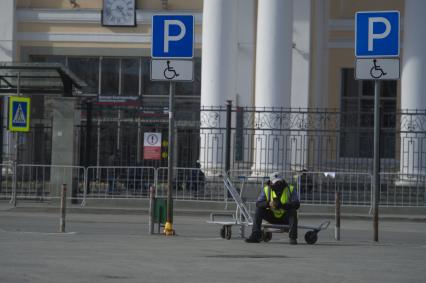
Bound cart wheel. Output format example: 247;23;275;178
224;225;232;240
220;226;226;239
262;231;273;243
304;231;318;245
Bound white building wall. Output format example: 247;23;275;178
311;0;329;109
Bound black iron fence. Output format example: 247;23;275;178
1;106;424;176
198;106;426;175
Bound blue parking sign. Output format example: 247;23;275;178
152;15;194;58
355;11;400;57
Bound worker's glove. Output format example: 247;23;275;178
283;203;292;210
293;201;300;210
273;199;280;208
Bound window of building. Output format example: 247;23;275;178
30;55;66;65
121;58;140;96
28;54;202;167
67;57;100;93
29;55;201;97
340;68;396;158
141;57;169;95
101;57;120;95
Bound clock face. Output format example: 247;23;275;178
102;0;136;26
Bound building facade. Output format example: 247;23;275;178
0;0;425;176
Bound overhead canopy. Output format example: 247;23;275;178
0;62;95;97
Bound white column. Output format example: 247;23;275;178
235;0;256;107
200;0;238;175
200;0;237;107
0;0;16;161
232;0;256;172
0;0;15;62
253;0;293;174
400;0;426;176
290;0;311;171
291;0;311;110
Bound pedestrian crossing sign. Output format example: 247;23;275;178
8;96;31;132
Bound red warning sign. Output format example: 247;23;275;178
143;132;161;160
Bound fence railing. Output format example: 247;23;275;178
71;108;426;175
227;170;373;206
1;164;425;207
156;167;225;201
379;173;426;207
0;163;14;200
85;166;156;199
15;164;85;201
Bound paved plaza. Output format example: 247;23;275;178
0;205;426;283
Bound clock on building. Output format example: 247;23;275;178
102;0;136;27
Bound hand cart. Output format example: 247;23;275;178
207;174;330;244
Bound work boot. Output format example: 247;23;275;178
245;233;261;243
289;238;297;245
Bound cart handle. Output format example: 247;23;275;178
318;220;331;231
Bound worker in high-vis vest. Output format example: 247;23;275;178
245;172;300;244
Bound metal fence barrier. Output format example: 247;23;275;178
227;170;373;207
156;167;224;201
85;166;156;200
1;165;425;207
379;173;426;207
0;162;15;201
14;165;85;202
296;172;372;206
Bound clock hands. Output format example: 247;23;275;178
102;0;135;26
115;5;126;17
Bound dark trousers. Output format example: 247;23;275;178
251;207;298;239
108;178;115;194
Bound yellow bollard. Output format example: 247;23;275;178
163;221;175;236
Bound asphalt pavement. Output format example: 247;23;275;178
1;205;426;283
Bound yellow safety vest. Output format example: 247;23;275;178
264;185;294;218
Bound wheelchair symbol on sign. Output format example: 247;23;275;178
163;61;180;80
370;59;387;79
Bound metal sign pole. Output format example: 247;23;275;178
355;10;399;243
165;81;175;235
11;72;21;207
373;79;381;242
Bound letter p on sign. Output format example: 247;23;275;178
152;15;194;58
356;11;400;58
368;17;391;51
164;20;186;53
